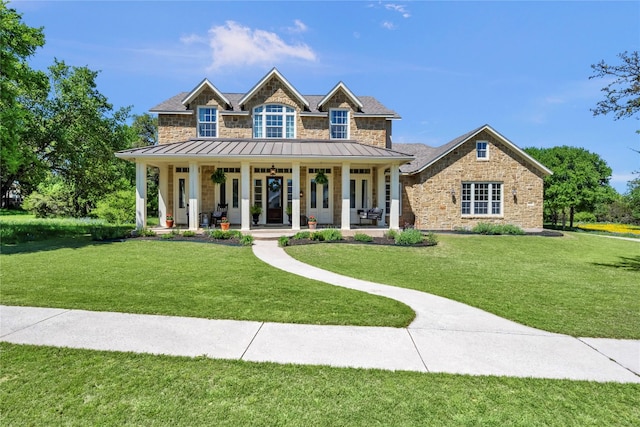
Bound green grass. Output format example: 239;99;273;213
0;238;413;327
1;343;638;426
285;233;640;338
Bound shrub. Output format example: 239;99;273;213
574;211;597;223
353;232;373;243
229;230;243;239
318;228;342;241
89;225;135;241
240;234;254;246
209;229;232;240
22;179;74;218
292;231;311;240
91;189;135;224
423;232;438;245
394;228;425;245
310;231;324;241
182;230;197;237
384;229;398;240
160;233;175;239
278;236;290;247
472;223;525;235
136;228;156;237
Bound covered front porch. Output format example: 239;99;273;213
116;139;413;232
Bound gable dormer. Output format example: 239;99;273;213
239;68;309;111
181;78;232;111
317;81;363;113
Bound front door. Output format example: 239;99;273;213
308;176;332;224
266;176;283;224
175;173;189;225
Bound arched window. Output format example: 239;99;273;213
253;104;296;138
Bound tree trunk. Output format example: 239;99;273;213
569;206;575;229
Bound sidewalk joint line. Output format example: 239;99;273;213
0;307;71;338
577;337;640;378
406;329;429;373
240;322;265;360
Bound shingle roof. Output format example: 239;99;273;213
150;92;400;117
116;138;414;162
395;125;552;176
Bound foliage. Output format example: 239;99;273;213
134;228;156;237
314;170;329;185
160;233;175;240
91;188;135;224
0;215;133;243
0;2;49;207
316;228;342;241
88;224;133;241
384;229;398;240
590;51;640;125
250;204;262;215
353;232;373;242
576;223;640;236
182;230;197;237
21;175;74;218
394;228;425;245
239;234;254;246
208;229;232;239
626;176;640;223
278;235;290;247
524;146;616;227
308;215;317;223
472;223;526;235
574;211;597;223
423;232;438;245
292;231;311;239
210;169;226;184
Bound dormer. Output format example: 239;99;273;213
317;81;363;113
181;78;232;111
239;68;309;111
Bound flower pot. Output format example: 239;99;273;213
308;222;317;230
220;222;230;231
166;220;174;228
252;213;260;225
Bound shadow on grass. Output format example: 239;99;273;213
592;256;640;272
0;236;124;255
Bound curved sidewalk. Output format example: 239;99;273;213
1;240;638;383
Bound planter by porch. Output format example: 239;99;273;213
308;221;317;230
166;220;174;228
252;213;260;225
220;222;230;231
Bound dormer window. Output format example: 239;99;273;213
197;107;217;137
476;141;489;160
330;109;349;139
253;104;296;138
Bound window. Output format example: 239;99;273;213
253;179;263;208
461;182;502;215
253;105;295;138
198;107;217;137
330;110;349;139
476;141;488;160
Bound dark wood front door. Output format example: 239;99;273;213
266;176;283;224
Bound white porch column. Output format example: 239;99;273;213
188;161;199;231
135;162;147;230
158;164;168;227
241;162;250;231
390;163;400;230
292;162;301;230
377;166;386;227
341;162;351;230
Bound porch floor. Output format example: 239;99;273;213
151;225;390;239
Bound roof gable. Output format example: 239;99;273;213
399;124;552;176
317;81;363;112
238;68;309;110
181;78;231;110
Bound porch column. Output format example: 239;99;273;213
188;161;199;231
135;161;147;230
241;162;250;231
377;166;386;227
341;162;351;230
390;163;400;230
158;164;168;227
292;162;301;230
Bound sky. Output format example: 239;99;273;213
11;0;640;193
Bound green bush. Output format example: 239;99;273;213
89;225;134;241
423;232;438;245
384;229;398;240
575;211;597;223
136;228;156;237
160;233;175;239
292;231;311;240
278;236;290;247
240;234;254;246
92;189;135;224
353;232;373;242
182;230;197;237
472;223;525;235
209;230;232;240
22;178;74;218
318;228;342;241
394;228;425;245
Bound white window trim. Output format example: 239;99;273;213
329;109;350;140
476;140;489;161
253;104;296;139
461;182;503;217
197;106;218;138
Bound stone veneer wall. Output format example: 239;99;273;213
158;83;388;147
403;130;545;230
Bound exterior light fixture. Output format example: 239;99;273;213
299;190;304;198
450;188;456;197
512;189;517;196
270;164;276;176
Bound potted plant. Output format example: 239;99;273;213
314;170;329;185
250;205;262;225
286;205;292;225
308;215;317;230
210;168;226;184
220;216;230;231
166;213;174;228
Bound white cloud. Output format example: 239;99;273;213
382;21;396;30
611;173;638;184
385;3;411;18
287;19;308;34
188;21;316;71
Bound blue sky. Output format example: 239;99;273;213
12;0;640;192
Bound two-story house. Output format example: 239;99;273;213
116;68;551;231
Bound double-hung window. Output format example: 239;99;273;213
461;182;502;215
476;141;489;160
330;109;349;139
253;104;296;138
198;107;217;137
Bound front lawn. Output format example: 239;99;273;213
2;343;638;426
285;233;640;338
0;238;413;327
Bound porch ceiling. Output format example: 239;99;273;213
116;138;414;164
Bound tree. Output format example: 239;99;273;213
524;146;616;228
0;1;48;207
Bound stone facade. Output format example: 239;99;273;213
402;129;545;230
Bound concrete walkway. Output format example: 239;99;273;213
1;239;639;383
